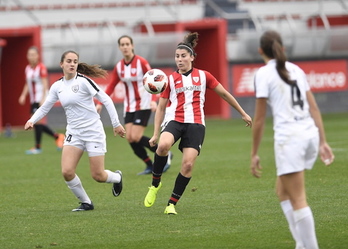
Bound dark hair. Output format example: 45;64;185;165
260;30;293;84
118;35;135;54
177;32;199;57
118;35;133;46
60;50;108;78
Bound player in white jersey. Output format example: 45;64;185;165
96;35;172;175
24;50;126;211
143;32;252;215
251;30;335;249
18;46;64;154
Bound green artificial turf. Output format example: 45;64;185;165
0;113;347;249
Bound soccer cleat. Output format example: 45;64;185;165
163;151;173;173
55;133;65;150
164;203;177;215
137;167;152;175
25;148;42;155
72;202;94;212
144;182;162;207
112;170;123;197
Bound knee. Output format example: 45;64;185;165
62;169;75;181
181;161;194;176
156;143;171;156
127;134;141;143
91;171;106;183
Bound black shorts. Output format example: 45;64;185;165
162;120;205;154
124;110;151;126
30;103;40;114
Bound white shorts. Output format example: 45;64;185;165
274;133;319;176
63;129;107;157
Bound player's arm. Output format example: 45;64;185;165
96;67;119;113
149;97;168;147
40;77;49;106
307;90;334;165
18;83;29;105
25;86;58;129
95;90;125;138
213;83;252;127
250;97;267;178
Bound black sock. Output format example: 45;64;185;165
152;153;168;187
41;124;58;138
168;173;191;205
130;142;152;167
140;136;157;153
34;124;43;149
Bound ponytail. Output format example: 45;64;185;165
77;63;108;78
260;31;294;84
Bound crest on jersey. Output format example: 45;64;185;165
72;85;79;93
193;77;199;83
131;68;136;75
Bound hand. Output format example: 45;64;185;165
319;142;334;166
24;121;34;130
149;135;158;147
18;95;25;105
113;125;126;138
96;104;103;114
242;114;252;128
250;155;262;178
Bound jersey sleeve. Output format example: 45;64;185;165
39;63;48;78
95;90;121;128
139;56;151;74
28;82;58;123
104;66;120;96
204;71;220;89
299;67;310;92
160;74;173;99
254;67;269;98
82;77;100;96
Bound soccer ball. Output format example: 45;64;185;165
142;69;168;94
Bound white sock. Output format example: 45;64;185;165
105;170;121;183
293;206;319;249
66;175;91;204
280;200;304;248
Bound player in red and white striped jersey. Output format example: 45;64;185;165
18;46;64;155
96;35;172;175
144;32;252;215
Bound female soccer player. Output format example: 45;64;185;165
144;32;252;215
251;30;334;249
19;46;64;154
96;35;172;175
24;50;126;211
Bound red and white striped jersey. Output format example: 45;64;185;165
161;68;219;126
104;55;154;113
25;63;48;103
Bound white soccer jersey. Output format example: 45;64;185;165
161;68;219;126
29;73;120;139
25;63;48;103
254;59;317;140
104;55;153;114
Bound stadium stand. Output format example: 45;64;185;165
0;0;202;69
204;0;348;61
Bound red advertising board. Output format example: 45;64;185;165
232;60;348;97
